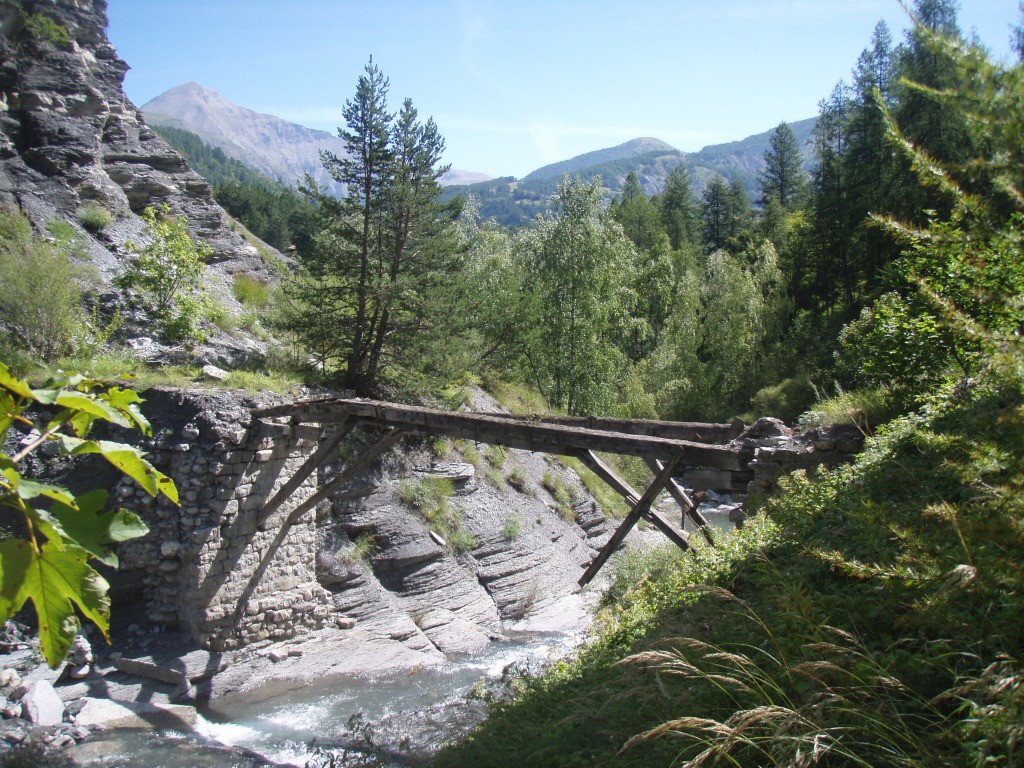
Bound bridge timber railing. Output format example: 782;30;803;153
253;398;752;586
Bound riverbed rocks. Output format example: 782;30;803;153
20;681;64;726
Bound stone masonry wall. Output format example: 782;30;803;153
114;389;333;652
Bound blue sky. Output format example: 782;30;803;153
107;1;1020;179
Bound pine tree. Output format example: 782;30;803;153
700;174;730;252
893;0;973;217
1013;1;1024;61
809;82;855;308
290;60;460;389
758;122;807;209
660;164;700;250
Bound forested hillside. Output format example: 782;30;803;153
154;125;317;255
440;119;815;229
432;4;1024;764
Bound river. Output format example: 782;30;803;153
69;511;736;768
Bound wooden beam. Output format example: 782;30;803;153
574;450;690;553
260;429;407;529
253;398;748;470
575;450;641;504
642;508;691;552
258;419;354;523
578;453;686;587
498;413;736;444
646;457;715;547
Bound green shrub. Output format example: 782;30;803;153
745;373;817;424
76;202;113;233
541;471;572;506
502;513;522;540
117;204;210;345
456;440;482;467
397;476;477;552
561;455;631;519
485;445;507;468
506;467;529;494
340;533;376;564
45;218;77;244
24;12;70;47
797;383;901;432
0;208;92;361
231;273;273;308
485;466;505;488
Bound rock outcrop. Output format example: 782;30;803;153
0;0;279;283
65;386;613;662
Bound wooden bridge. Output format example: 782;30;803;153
253;398;752;586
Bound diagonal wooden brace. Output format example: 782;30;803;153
257;418;355;526
645;457;715;546
574;450;689;555
261;428;407;530
578;452;686;587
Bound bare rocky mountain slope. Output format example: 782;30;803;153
143;81;494;192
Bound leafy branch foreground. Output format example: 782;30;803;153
434;373;1024;767
0;363;176;667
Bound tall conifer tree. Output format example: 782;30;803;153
291;59;460;390
758;122;807;209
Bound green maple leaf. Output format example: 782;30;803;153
0;539;110;668
58;436;179;505
48;489;149;567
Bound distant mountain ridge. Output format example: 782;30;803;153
143;82;348;195
142;83;493;194
143;82;816;229
523;137;677;182
440;119;817;227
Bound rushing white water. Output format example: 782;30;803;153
72;632;581;768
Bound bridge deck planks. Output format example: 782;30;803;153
255;398;750;471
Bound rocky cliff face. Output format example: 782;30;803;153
0;0;276;282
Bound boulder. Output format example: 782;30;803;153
111;656;187;687
415;608;492;656
201;364;229;381
73;697;198;730
20;680;65;726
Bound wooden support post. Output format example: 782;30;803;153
643;509;691;552
578;453;686;587
261;429;407;529
575;450;642;504
258;419;354;524
645;457;715;547
574;450;690;555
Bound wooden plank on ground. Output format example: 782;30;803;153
578;453;686;587
258;419;354;524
